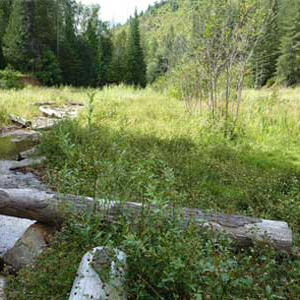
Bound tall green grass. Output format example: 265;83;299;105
4;85;300;299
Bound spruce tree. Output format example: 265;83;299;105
124;11;147;87
277;0;300;85
3;0;35;72
0;0;12;69
252;0;280;87
110;30;127;84
98;22;113;86
59;0;82;85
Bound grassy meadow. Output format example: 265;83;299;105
3;85;300;299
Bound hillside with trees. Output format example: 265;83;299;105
1;0;300;90
1;1;300;299
0;0;146;87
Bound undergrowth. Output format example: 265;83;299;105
4;85;300;299
5;212;300;300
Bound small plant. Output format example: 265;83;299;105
86;92;97;129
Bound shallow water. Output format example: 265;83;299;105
0;136;36;160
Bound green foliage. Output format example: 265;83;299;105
3;0;35;72
5;210;300;300
35;50;62;86
3;85;300;299
277;0;300;85
110;30;127;83
0;68;23;89
252;0;280;88
125;11;147;87
0;0;13;69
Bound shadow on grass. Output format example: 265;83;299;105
39;119;300;228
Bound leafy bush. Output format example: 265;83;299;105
0;68;24;89
4;86;300;299
5;211;300;300
35;50;62;86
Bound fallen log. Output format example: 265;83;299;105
0;188;293;252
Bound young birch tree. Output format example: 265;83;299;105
178;0;275;135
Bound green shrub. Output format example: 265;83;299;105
5;211;300;300
0;68;24;89
35;50;62;86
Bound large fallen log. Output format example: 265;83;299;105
0;188;293;252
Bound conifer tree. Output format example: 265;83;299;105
98;22;113;86
59;0;82;85
277;0;300;85
252;0;280;87
124;11;147;87
110;30;127;84
3;0;35;72
0;0;12;69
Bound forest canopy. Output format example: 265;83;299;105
0;0;298;89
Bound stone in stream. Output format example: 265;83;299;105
18;146;38;160
0;129;51;271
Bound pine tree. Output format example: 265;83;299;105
84;5;102;86
277;0;300;85
252;0;280;87
59;0;82;85
98;22;113;86
3;0;35;72
0;0;13;69
124;11;147;87
110;30;127;84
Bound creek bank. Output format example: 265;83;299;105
0;102;83;298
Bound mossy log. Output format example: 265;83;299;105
0;188;293;252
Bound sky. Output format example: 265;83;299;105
81;0;157;24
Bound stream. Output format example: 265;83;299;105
0;130;47;272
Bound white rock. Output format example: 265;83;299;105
69;247;127;300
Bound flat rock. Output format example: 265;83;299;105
3;222;56;271
0;129;40;142
39;105;82;119
31;117;57;130
0;173;48;190
0;276;6;300
0;158;46;174
18;146;38;160
0;215;34;257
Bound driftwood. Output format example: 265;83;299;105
0;188;293;252
9;115;31;128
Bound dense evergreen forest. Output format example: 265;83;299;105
0;0;299;88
